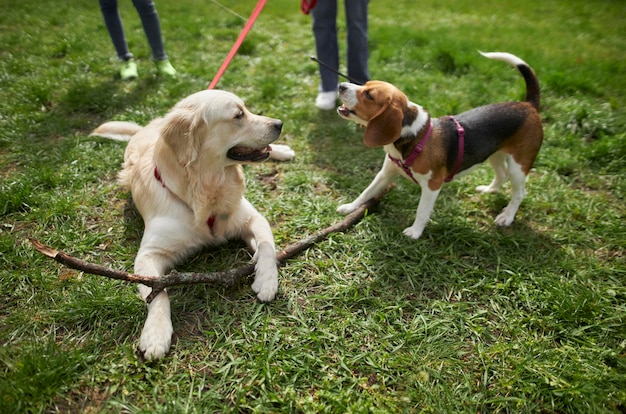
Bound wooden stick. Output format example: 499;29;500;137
31;193;385;303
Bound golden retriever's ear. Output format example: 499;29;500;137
160;108;205;166
363;97;404;148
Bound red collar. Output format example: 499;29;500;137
154;166;166;188
154;166;216;229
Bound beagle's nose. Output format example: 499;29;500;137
338;83;348;93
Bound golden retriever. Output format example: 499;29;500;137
91;89;295;359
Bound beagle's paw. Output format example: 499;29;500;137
403;225;424;240
476;184;500;194
494;209;515;227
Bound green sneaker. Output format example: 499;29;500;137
155;60;177;77
120;60;138;80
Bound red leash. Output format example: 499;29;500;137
208;0;267;90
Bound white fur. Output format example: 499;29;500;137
336;152;439;240
479;51;528;68
401;103;429;137
91;90;294;359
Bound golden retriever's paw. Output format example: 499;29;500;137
337;202;358;215
252;273;278;302
251;242;278;302
268;144;295;161
139;317;173;360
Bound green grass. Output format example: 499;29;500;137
1;0;625;412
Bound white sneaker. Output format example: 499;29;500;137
315;91;337;110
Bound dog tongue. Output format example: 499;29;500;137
227;145;270;161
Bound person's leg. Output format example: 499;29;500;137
312;0;339;92
132;0;176;76
99;0;137;79
99;0;133;61
345;0;370;85
131;0;167;60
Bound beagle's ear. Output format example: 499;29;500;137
363;97;404;148
160;107;205;166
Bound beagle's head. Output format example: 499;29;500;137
337;80;413;148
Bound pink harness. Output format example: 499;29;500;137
387;116;465;184
445;116;465;182
154;167;216;230
387;122;433;185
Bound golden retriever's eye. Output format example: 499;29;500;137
234;110;244;119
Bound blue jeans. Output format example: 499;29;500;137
99;0;167;61
312;0;370;92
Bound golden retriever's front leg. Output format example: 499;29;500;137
137;281;172;360
240;199;278;303
251;241;278;302
133;228;180;360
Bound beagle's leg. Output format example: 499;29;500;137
494;156;527;226
476;152;508;193
338;156;398;214
403;186;441;240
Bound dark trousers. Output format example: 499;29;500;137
312;0;370;92
99;0;167;61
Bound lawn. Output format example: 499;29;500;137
0;0;624;412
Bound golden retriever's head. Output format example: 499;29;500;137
337;81;412;148
159;90;283;167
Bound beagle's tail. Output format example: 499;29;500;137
480;51;540;111
89;121;143;142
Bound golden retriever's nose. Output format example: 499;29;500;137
273;120;283;133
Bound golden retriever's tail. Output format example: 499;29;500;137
479;51;540;111
89;121;143;142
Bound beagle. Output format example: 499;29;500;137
336;52;543;239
